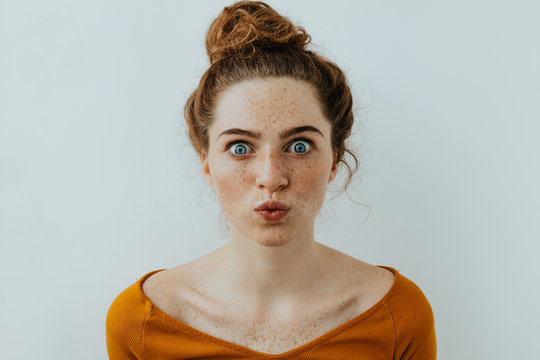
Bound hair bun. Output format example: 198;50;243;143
206;1;311;64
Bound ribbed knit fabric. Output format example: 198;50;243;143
106;266;436;359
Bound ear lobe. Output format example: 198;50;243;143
328;164;337;184
328;151;338;184
201;152;214;188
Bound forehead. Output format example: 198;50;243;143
211;77;329;135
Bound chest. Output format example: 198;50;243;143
143;261;396;355
170;289;365;355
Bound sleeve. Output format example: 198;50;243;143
387;275;437;360
106;281;151;360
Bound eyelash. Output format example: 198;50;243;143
225;137;315;159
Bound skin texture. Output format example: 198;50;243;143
200;77;338;303
142;77;396;355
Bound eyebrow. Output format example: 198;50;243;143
217;125;324;140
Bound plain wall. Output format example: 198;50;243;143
1;0;539;359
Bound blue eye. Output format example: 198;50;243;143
290;140;311;154
230;143;249;156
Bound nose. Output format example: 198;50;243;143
255;150;289;193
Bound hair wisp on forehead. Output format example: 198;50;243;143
184;1;359;196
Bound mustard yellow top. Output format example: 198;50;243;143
106;266;436;359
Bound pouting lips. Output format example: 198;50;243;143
255;208;289;222
254;200;290;211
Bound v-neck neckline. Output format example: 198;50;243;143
138;265;399;359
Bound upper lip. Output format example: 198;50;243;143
254;200;290;211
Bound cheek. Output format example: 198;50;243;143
209;157;331;218
294;162;331;213
211;164;252;212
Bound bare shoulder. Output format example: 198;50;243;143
354;262;394;295
141;265;191;312
324;246;395;309
141;261;226;326
364;263;396;300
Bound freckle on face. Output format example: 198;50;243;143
206;77;335;246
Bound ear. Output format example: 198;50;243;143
328;150;338;184
200;152;214;188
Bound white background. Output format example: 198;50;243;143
1;0;539;359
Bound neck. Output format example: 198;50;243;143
211;224;327;307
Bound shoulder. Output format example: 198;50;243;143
385;268;437;359
107;271;161;326
106;270;163;359
351;262;396;311
141;266;190;317
325;248;396;309
385;269;435;324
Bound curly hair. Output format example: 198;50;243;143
184;1;359;194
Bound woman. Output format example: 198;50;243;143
106;1;436;359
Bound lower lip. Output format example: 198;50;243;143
255;209;289;223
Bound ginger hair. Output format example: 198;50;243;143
184;1;359;194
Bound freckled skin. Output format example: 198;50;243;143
143;254;395;355
201;77;337;248
142;77;396;355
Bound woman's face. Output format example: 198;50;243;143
201;77;337;246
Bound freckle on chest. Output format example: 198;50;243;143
173;287;361;355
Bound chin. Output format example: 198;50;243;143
246;228;295;247
228;219;301;247
254;237;292;247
